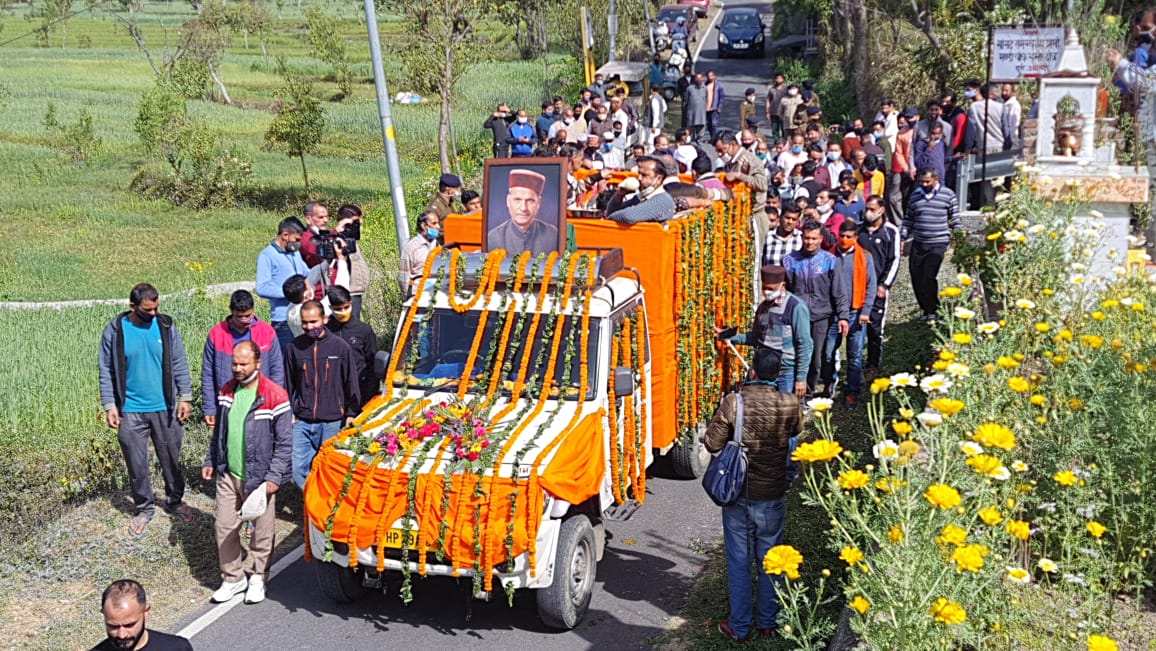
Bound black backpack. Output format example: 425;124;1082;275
702;392;748;507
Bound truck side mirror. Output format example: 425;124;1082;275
374;351;391;380
613;367;635;398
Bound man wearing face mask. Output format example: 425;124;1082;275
535;102;557;142
99;283;194;539
684;73;710;143
858;195;900;371
202;341;292;605
717;265;813;398
784;221;849;395
507;109;537;157
889;109;917;223
1000;83;1022;151
399;210;441;295
326;286;379;408
740;87;758;131
779;84;803;137
549;107;577;143
823;221;877;408
485;104;516;158
775;134;807;176
715;129;769;238
765;74;787;139
287;300;360;489
202;290;286;431
814;141;846;189
902;168;962;322
425;173;462;222
257;217;310;356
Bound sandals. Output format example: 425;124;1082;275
169;503;196;524
128;513;154;539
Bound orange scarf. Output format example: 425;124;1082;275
849;245;868;310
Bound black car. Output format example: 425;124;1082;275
716;7;765;58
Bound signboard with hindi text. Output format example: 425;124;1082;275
990;27;1066;82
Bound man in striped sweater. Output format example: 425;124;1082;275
902;168;963;322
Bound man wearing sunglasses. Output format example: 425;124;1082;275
823;221;877;409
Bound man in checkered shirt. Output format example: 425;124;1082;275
762;204;803;267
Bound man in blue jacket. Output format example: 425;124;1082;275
202;290;286;429
825;221;877;408
202;342;293;605
506;109;538;157
256;217;310;357
99;283;194;538
784;221;850;395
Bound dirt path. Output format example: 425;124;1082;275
0;281;255;310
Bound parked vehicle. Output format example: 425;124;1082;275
656;5;698;43
652;19;671;51
678;0;710;17
717;7;766;58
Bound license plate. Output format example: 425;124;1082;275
733;42;748;49
382;527;415;549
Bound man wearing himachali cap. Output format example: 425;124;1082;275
486;169;559;255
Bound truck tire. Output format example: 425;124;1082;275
315;561;367;603
536;516;597;630
669;424;709;479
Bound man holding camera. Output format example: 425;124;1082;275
299;202;329;268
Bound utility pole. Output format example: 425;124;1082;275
608;0;618;61
363;0;410;246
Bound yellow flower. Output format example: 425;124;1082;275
899;407;915;419
1053;470;1077;487
367;441;383;455
870;377;891;394
997;356;1020;369
936;524;968;546
763;545;803;580
1110;338;1124;350
1080;334;1104;349
953;332;973;345
839;546;864;566
979;506;1004;526
1011;460;1028;473
849;595;871;614
1091;310;1106;321
924;484;962;510
1131;302;1144;311
987;231;1003;241
1006;519;1031;541
892;420;913;436
929;597;967;625
966;454;1003;476
1007;377;1031;392
792;439;844;463
1086;521;1107;538
973;423;1016;450
898;440;921;457
875;477;905;494
1006;566;1031;584
929;397;965;416
1037;557;1058;573
938;350;956;361
1029;394;1047;406
1067;398;1085;410
940;286;963;298
1101;299;1119;309
957;273;973;286
959;440;984;456
1087;635;1119;651
950;543;990;572
932;359;949;371
887;523;905;544
836;469;870;490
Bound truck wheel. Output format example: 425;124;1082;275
669;424;709;479
536;516;597;630
315;561;367;603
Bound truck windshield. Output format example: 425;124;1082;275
393;308;600;401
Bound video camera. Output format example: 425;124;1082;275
315;221;361;260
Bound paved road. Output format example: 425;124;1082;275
183;4;773;648
690;0;776;140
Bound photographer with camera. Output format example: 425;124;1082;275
305;217;361;311
298;202;329;268
335;204;370;319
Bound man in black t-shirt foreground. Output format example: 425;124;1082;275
91;580;193;651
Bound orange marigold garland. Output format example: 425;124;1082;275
384;248;443;399
457;250;506;400
634;310;649;502
607;328;624;504
491;251;560;423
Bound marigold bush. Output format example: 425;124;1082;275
775;181;1155;649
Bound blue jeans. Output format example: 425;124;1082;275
293;420;344;489
722;497;787;638
272;320;294;363
822;311;868;396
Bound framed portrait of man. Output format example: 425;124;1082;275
482;158;567;255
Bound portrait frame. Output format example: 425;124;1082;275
482;157;568;255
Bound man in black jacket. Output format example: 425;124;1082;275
287;300;360;489
326;286;379;407
484;104;515;158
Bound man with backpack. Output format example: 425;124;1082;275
703;348;803;643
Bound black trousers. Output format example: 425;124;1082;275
866;293;889;368
807;316;831;390
118;410;185;516
909;240;948;317
492;144;510;158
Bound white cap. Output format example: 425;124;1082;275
675;144;698;168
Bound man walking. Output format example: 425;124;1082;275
903;168;962;322
824;221;877;408
705;70;726;141
202;289;285;431
256;217;310;355
99;283;195;538
287;300;360;489
684;73;709;143
858;195;901;370
784;222;849;395
762;205;802;267
705;350;802;643
327;286;379;408
202;342;292;606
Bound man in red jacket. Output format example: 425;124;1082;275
287;301;360;489
202;342;292;605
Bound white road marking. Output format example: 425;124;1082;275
694;2;724;62
178;544;305;639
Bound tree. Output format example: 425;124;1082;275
266;70;325;194
305;6;352;99
387;0;506;173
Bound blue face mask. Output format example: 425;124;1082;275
791;145;803;154
757;152;767;160
873;130;884;139
827;152;841;162
964;89;977;99
424;228;439;240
